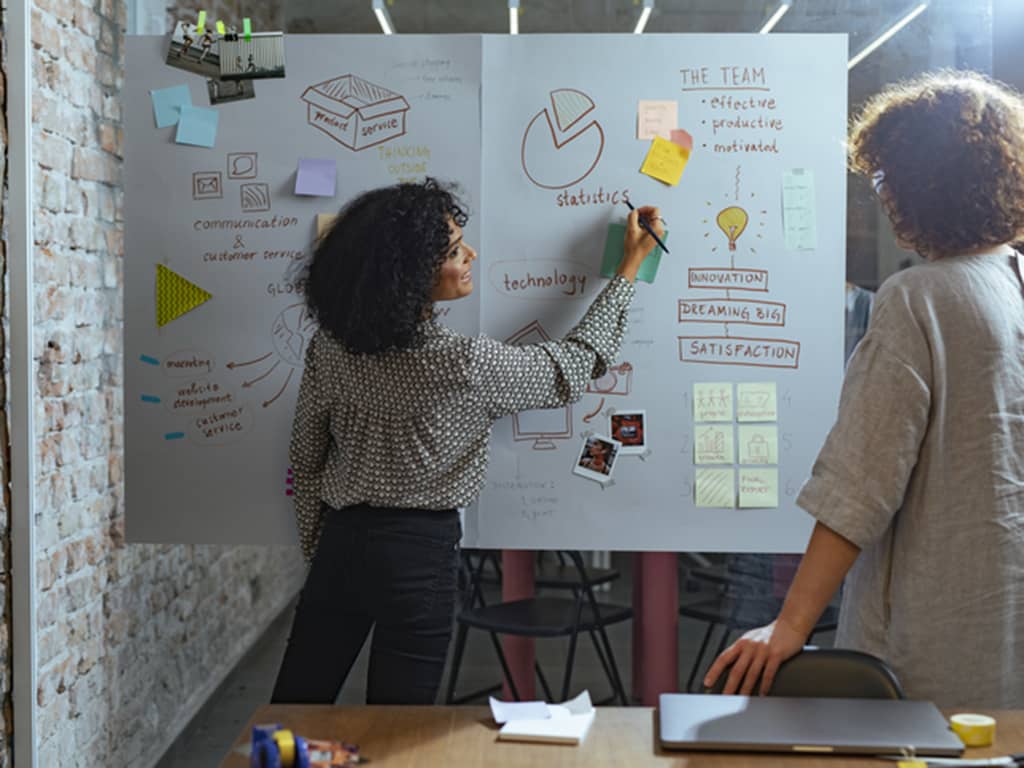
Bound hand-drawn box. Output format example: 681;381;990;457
301;75;410;151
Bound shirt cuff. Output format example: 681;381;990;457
796;474;885;550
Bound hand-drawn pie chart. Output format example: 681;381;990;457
521;88;605;190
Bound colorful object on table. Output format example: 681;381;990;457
175;105;219;148
196;10;207;33
950;713;996;747
155;264;212;327
243;17;252;41
250;723;364;767
295;158;338;197
600;222;669;284
640;135;690;186
150;85;192;128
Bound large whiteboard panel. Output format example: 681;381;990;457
124;35;482;544
464;35;847;552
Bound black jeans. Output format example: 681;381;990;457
271;503;461;704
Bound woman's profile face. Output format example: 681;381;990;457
432;219;477;302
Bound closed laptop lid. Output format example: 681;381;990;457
658;694;965;757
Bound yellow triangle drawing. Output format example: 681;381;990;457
156;264;212;327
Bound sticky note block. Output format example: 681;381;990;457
316;213;337;238
295;158;337;197
738;425;778;465
782;168;817;250
738;468;779;508
175;105;219;147
599;222;669;284
737;382;777;422
640;136;690;186
695;425;733;465
670;129;693;151
151;85;192;128
693;382;733;422
695;468;734;508
637;100;678;140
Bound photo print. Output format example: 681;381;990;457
165;21;221;78
573;434;621;484
610;410;646;454
206;77;256;105
219;32;286;80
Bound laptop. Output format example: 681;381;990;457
658;694;965;757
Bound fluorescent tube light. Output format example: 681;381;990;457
759;3;791;34
848;3;928;69
372;0;395;35
509;1;519;34
634;1;654;34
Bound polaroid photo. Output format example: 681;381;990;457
610;410;646;455
206;77;256;105
219;32;286;81
573;434;622;484
165;21;221;79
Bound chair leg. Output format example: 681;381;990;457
535;661;554;701
685;623;716;693
594;624;629;706
489;632;521;701
445;622;470;704
560;627;581;702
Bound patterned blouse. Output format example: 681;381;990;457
289;275;637;561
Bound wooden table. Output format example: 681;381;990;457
221;705;1021;767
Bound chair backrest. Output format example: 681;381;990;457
709;647;905;699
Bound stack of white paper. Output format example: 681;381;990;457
489;691;596;745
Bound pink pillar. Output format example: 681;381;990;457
501;550;536;700
633;552;679;705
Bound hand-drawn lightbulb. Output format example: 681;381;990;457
716;206;749;251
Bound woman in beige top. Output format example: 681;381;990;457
273;178;662;705
706;71;1024;707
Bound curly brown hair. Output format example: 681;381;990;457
848;70;1024;258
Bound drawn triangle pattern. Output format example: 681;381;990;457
156;264;212;327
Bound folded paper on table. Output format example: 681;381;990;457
489;698;550;724
494;691;595;745
600;222;669;284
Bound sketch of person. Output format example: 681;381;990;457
234;55;243;73
196;30;216;63
246;53;256;73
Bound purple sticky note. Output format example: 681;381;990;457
295;158;337;197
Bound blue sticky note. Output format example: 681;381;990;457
295;158;337;197
175;105;219;148
600;222;669;284
151;85;192;128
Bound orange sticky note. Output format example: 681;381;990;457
640;136;690;186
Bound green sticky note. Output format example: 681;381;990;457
738;424;778;465
737;382;777;421
695;468;735;508
600;222;668;284
738;468;779;508
694;424;734;465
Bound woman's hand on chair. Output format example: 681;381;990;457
703;618;805;696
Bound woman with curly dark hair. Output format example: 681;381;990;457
706;71;1024;707
271;178;662;705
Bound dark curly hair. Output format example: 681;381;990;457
848;70;1024;258
305;178;469;354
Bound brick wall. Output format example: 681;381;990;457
26;1;304;765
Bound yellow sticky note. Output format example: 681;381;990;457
738;468;778;508
640;136;690;186
696;468;735;508
738;425;778;465
897;762;927;768
737;382;777;422
695;425;734;465
693;382;733;422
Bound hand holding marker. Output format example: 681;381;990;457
624;199;670;254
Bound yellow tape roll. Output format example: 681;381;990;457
272;729;297;766
950;713;996;747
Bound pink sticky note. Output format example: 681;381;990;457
670;129;693;151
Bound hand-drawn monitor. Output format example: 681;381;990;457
505;320;573;450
